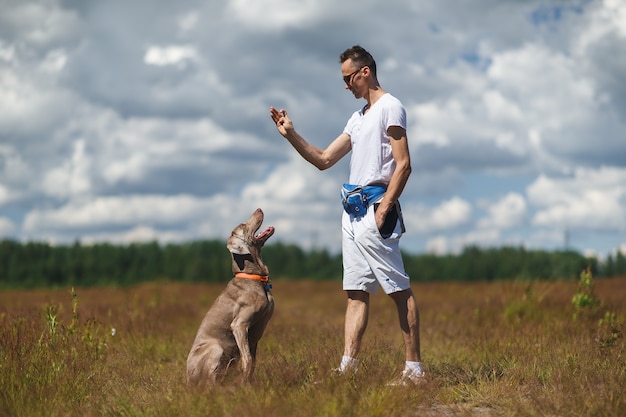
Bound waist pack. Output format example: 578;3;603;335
341;183;387;217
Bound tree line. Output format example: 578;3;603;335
0;239;621;289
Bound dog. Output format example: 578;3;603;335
186;208;275;386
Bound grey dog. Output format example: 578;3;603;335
186;208;275;386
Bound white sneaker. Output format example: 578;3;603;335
312;366;356;384
387;369;426;386
331;364;358;375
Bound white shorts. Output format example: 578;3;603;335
341;202;410;295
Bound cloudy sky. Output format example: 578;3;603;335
1;0;625;258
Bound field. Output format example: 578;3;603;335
1;276;624;417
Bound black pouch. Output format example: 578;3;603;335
374;202;405;238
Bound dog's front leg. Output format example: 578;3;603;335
231;315;255;383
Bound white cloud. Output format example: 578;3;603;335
177;12;199;34
404;197;472;234
0;41;15;62
80;225;184;245
409;102;453;148
426;236;448;255
454;228;502;250
0;217;16;236
0;185;9;206
528;167;626;230
226;0;327;30
0;70;48;132
47;110;272;191
0;145;30;196
487;43;595;127
144;45;198;68
23;194;214;232
0;54;77;140
482;90;524;124
576;0;626;51
477;192;527;230
0;1;80;47
606;0;626;35
40;49;67;72
42;139;92;198
425;228;504;256
241;157;335;203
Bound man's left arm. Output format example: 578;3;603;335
375;125;412;229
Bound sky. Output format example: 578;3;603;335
1;0;625;259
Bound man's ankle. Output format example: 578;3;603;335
339;355;358;373
404;361;424;375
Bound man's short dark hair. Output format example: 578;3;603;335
340;45;377;78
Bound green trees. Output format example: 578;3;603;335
0;240;229;288
603;250;626;278
0;239;613;289
402;246;596;282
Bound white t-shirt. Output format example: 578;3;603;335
342;93;407;186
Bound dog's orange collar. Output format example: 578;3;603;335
234;272;270;283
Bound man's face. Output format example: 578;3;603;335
341;59;364;99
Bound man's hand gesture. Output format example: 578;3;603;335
270;107;293;138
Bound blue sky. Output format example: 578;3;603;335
1;0;625;259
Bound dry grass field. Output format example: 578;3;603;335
1;276;624;417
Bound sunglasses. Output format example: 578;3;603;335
343;67;364;85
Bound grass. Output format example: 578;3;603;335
0;276;624;417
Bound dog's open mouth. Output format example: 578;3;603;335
255;226;275;245
249;208;274;245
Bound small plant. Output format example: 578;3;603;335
67;287;79;335
570;267;623;348
597;310;622;349
504;284;540;323
42;288;109;357
571;266;599;319
45;305;58;337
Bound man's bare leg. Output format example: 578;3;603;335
388;288;425;384
389;288;421;362
340;290;370;372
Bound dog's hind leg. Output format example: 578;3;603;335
186;343;224;387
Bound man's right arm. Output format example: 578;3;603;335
270;106;351;171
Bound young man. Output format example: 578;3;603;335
269;45;424;385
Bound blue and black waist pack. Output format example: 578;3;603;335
341;183;387;217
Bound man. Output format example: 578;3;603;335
269;45;424;385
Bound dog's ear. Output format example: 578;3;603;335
227;230;251;255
